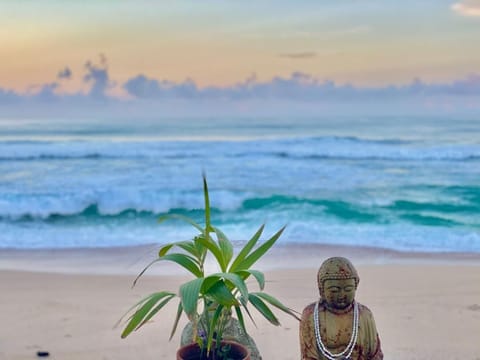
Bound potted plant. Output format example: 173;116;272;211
119;176;299;359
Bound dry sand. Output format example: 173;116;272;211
1;244;480;360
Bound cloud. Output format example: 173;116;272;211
124;75;198;99
57;67;72;80
279;51;317;59
32;83;59;102
83;55;114;99
452;1;480;17
1;57;480;119
122;72;480;101
0;88;20;104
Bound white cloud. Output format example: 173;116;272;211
122;72;480;101
1;59;480;118
452;1;480;17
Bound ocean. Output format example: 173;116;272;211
1;116;479;252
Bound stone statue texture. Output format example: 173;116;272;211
300;257;383;360
180;312;262;360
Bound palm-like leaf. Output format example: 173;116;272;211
203;175;211;229
213;226;233;269
180;278;205;318
234;305;247;335
237;269;265;290
196;236;226;271
132;252;202;288
158;213;203;233
169;301;184;340
248;293;280;326
159;240;201;259
206;304;224;353
229;224;264;272
215;273;249;306
206;281;239;307
233;226;285;271
160;253;203;277
121;291;175;338
251;292;301;321
120;176;300;356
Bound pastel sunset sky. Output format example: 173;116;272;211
1;0;479;117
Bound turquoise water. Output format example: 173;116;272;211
0;116;479;252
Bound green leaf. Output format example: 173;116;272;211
201;274;222;294
169;301;184;340
252;292;301;321
239;297;257;328
213;227;233;269
158;243;175;257
234;226;285;271
216;273;249;307
132;258;161;288
176;241;202;260
180;278;204;317
132;252;202;288
248;293;280;326
234;305;247;335
229;224;264;272
203;175;211;230
206;280;238;307
237;269;265;290
115;292;156;328
158;240;200;259
193;235;208;260
158;213;203;233
137;294;176;329
196;236;226;271
206;304;224;353
160;253;203;278
121;291;175;338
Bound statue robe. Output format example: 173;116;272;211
300;301;383;360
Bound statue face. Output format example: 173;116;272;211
323;278;356;310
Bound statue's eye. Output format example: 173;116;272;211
328;287;340;293
344;286;354;292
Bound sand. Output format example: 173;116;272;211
1;244;480;360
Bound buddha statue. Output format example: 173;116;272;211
299;257;383;360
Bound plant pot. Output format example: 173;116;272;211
176;340;251;360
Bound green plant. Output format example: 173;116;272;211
119;176;299;359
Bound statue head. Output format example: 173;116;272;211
317;257;359;310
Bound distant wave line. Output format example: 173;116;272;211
1;195;477;228
1;152;480;162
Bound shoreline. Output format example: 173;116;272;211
1;243;480;276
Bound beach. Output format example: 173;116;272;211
2;2;480;358
1;244;479;360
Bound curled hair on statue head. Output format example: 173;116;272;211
317;257;359;298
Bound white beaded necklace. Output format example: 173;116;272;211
314;300;359;360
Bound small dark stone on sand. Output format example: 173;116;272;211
37;351;50;357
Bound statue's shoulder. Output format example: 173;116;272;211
357;302;372;312
301;302;317;318
356;302;376;320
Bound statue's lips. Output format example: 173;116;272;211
334;300;350;309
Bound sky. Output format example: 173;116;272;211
1;0;480;118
